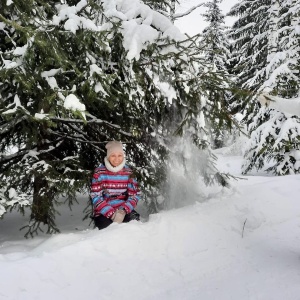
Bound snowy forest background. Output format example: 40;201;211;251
1;0;300;237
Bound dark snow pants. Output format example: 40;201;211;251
94;210;140;230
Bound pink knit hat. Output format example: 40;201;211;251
105;141;124;157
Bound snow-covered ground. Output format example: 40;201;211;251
1;150;300;300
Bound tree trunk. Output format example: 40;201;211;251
170;0;176;23
31;173;53;224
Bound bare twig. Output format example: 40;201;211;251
173;3;205;20
242;218;247;238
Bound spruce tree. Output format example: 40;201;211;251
199;0;233;149
0;0;116;235
227;0;271;92
0;0;234;235
228;0;300;175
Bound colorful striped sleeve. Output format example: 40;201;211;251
122;177;141;213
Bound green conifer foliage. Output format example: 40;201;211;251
199;0;234;149
0;0;233;235
228;0;300;176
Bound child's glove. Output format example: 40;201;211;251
112;209;126;224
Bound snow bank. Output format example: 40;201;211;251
1;155;300;300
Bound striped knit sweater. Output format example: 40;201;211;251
90;160;140;218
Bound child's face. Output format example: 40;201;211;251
108;152;124;167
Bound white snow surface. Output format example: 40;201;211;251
267;95;300;116
52;1;100;34
1;153;300;300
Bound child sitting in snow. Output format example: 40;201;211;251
90;141;140;230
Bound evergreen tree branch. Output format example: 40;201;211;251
0;116;28;135
0;14;30;34
0;149;29;164
47;129;104;151
49;115;132;137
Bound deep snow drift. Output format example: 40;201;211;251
1;153;300;300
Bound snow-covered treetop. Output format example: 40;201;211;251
50;0;187;60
